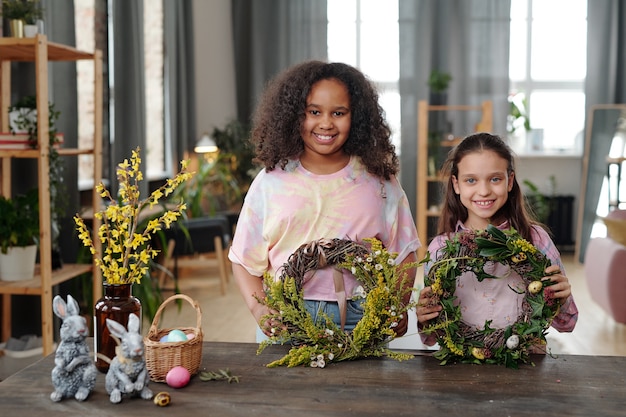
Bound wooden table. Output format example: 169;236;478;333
0;342;624;416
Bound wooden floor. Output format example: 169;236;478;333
1;251;625;381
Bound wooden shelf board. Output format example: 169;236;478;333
0;147;93;158
0;36;94;62
0;264;93;295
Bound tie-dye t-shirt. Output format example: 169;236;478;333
228;156;421;301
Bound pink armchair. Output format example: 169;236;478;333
583;210;626;324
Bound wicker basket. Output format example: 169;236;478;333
144;293;203;382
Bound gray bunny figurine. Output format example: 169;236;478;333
50;294;98;402
104;313;153;403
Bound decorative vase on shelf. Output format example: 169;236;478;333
94;283;141;373
8;19;24;38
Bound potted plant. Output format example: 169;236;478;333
507;92;531;134
427;69;452;104
172;119;257;218
523;177;556;225
73;147;193;369
9;95;65;268
22;0;43;37
2;0;42;37
0;189;39;281
426;70;453;172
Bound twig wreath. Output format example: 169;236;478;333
421;224;561;368
257;237;417;368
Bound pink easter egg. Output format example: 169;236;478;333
186;332;195;340
166;366;191;388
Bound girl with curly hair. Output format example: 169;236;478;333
228;60;421;340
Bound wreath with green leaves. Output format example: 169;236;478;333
257;237;417;368
421;224;561;368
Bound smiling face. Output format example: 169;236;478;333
299;78;352;174
452;149;514;229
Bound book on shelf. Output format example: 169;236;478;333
0;132;64;149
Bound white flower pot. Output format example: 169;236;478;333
0;245;37;281
9;108;37;134
23;24;38;38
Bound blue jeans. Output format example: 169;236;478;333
255;298;365;343
304;299;365;331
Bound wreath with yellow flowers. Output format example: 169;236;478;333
257;237;417;368
421;225;561;369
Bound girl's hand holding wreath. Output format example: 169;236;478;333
416;286;442;324
542;264;571;300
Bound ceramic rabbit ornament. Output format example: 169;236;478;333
105;313;153;403
50;294;98;402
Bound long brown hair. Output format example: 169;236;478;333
437;132;540;241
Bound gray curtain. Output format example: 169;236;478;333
45;0;80;261
163;0;196;166
398;0;511;216
577;0;626;262
110;0;147;197
231;0;328;124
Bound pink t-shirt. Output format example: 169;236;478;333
228;157;421;301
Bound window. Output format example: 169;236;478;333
75;0;165;189
328;1;588;157
327;0;401;152
75;0;96;190
509;0;587;154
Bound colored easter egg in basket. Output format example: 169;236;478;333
159;334;169;343
166;366;191;388
167;329;188;342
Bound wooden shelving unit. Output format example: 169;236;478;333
0;35;103;356
416;100;493;259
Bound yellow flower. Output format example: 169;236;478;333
513;238;537;254
74;147;194;285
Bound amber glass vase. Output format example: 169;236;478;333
94;283;142;373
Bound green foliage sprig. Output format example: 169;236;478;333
257;238;417;368
422;225;561;368
199;368;240;383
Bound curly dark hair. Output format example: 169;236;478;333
250;60;398;180
438;132;541;242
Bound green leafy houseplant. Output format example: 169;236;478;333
0;189;39;253
2;0;41;21
507;92;531;134
9;95;64;256
426;70;453;172
172;119;257;217
523;177;556;225
427;69;452;93
23;0;42;24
